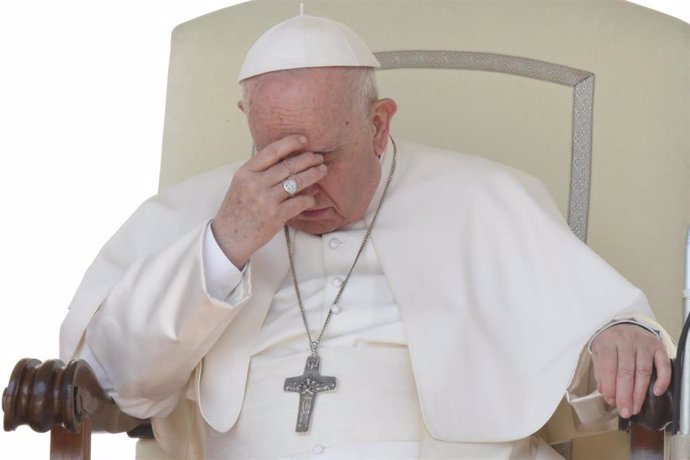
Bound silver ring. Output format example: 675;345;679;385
282;178;298;196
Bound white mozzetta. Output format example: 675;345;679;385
60;140;670;447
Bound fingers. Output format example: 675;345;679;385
591;324;671;420
279;194;317;220
211;134;326;268
631;349;653;415
269;151;325;185
244;135;325;193
615;346;669;417
274;163;328;201
247;135;308;171
614;347;636;418
592;343;618;406
652;347;672;396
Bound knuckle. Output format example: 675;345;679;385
636;365;653;378
282;158;295;174
597;362;618;375
654;346;669;359
263;144;279;161
617;367;635;379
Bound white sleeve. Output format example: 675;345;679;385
203;221;251;302
586;318;661;353
82;224;253;419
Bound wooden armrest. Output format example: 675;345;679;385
620;370;673;432
3;358;150;459
3;358;146;434
618;364;673;460
3;357;675;459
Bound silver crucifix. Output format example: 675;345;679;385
284;354;336;432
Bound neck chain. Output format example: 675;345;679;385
283;136;397;433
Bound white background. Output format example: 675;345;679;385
0;1;687;458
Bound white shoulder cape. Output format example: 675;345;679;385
60;140;654;442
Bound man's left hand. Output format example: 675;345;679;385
590;324;671;419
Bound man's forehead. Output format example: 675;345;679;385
247;75;352;126
246;67;348;94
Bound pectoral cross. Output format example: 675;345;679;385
284;354;336;432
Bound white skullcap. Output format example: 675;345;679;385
238;14;380;82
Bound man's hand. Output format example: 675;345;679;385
211;135;327;268
590;324;671;419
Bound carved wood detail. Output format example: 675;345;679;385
2;358;145;434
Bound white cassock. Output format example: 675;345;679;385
59;140;673;459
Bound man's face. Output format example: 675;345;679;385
244;68;383;235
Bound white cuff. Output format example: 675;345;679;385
587;318;661;354
203;222;250;302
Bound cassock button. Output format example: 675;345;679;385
312;444;325;455
328;238;341;249
330;305;342;315
332;278;343;287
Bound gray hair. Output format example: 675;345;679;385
339;67;379;118
240;67;378;119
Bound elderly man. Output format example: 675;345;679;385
60;13;672;459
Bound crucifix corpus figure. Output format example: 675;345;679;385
284;354;336;432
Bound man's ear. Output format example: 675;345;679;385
237;100;245;113
371;98;397;156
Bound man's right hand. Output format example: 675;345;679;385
211;135;327;269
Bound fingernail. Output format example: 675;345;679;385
298;135;307;144
633;404;640;414
620;408;630;418
318;164;327;173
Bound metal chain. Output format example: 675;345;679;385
284;137;398;356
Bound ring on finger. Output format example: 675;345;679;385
282;178;298;196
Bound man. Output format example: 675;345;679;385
60;13;672;459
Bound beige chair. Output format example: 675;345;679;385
156;2;689;456
3;1;689;458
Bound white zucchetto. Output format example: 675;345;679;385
238;14;380;82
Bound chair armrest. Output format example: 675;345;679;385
3;356;675;460
618;363;673;432
2;358;147;435
617;364;673;460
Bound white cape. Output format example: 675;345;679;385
60;140;657;442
